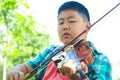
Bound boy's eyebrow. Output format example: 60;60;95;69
58;16;76;21
68;16;76;19
58;18;63;21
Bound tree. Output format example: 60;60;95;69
0;0;50;79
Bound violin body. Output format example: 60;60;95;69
52;40;94;80
74;41;94;65
53;40;94;67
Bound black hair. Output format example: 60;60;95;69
58;1;90;21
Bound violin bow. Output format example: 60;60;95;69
25;2;120;79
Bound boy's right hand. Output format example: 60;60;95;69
7;63;33;80
7;69;25;80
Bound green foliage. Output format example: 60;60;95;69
0;61;3;80
0;0;50;79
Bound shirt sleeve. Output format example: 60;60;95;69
26;45;57;69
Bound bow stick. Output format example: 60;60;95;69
25;2;120;79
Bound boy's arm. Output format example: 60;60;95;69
7;63;33;80
6;45;59;80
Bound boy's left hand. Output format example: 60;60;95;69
60;60;88;79
62;60;88;74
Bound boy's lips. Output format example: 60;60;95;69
62;32;71;38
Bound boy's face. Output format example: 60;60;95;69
57;10;90;44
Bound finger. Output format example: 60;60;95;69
13;73;19;80
9;76;14;80
84;58;89;65
80;62;88;73
63;60;74;67
63;60;77;74
72;62;77;74
7;75;10;80
19;72;25;80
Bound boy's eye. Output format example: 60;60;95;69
69;21;76;23
59;22;64;25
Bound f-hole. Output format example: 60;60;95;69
77;47;80;51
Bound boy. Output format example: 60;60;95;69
7;1;112;80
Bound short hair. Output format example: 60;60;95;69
58;1;90;22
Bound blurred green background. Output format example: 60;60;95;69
0;0;50;80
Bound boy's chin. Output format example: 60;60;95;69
63;40;74;45
62;40;70;45
63;38;85;45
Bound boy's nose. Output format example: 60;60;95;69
63;23;70;30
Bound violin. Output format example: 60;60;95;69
52;40;94;67
52;40;94;80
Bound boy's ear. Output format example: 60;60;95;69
86;22;91;30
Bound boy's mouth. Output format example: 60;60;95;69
63;32;70;37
